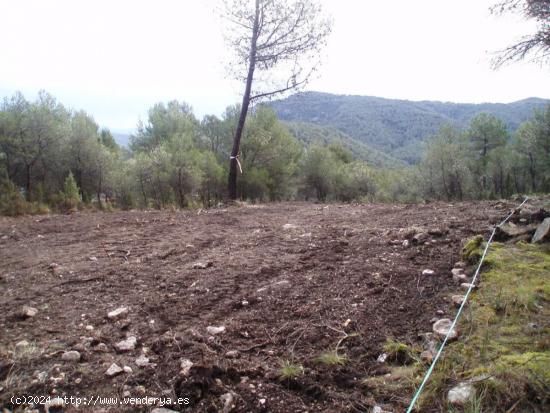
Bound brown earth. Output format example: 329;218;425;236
0;201;515;412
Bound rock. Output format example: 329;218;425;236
85;325;94;331
88;256;98;261
19;305;38;318
451;268;464;277
257;279;291;293
44;396;65;413
420;350;435;363
105;363;123;377
402;239;410;247
372;406;392;413
151;409;179;413
282;223;298;230
206;325;225;335
448;382;475;406
114;336;137;352
192;261;213;269
61;351;81;362
123;366;133;373
180;358;193;376
412;232;429;244
220;392;235;413
135;355;150;367
495;222;537;241
460;283;476;290
428;228;447;236
422;269;435;276
15;340;30;352
454;261;466;269
107;307;128;319
95;343;109;352
225;350;239;358
376;353;388;363
436;309;444;316
432;318;459;340
453;272;469;283
451;295;466;307
532;218;550;243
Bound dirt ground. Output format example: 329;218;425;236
0;201;514;412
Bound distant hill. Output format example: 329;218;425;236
269;92;550;164
112;132;132;148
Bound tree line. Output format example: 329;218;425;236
0;91;549;215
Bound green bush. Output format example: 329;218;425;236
0;179;28;216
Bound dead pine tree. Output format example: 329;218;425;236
223;0;332;200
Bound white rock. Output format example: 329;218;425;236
432;318;459;340
376;353;388;363
422;269;435;276
448;382;475;406
225;350;239;358
460;283;476;290
135;355;150;367
180;358;193;376
107;307;128;319
451;295;466;307
151;408;179;413
61;351;81;362
123;366;133;373
85;325;94;331
453;272;469;283
115;336;137;352
105;363;123;377
206;325;226;335
282;223;298;230
220;392;235;413
451;268;464;277
15;340;30;351
44;396;65;413
192;261;213;269
20;305;38;318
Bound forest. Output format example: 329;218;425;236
1;90;549;216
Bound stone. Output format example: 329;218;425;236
88;256;98;261
454;261;466;269
225;350;239;358
61;351;81;362
532;218;550;243
460;283;476;290
135;355;150;367
420;350;435;363
192;261;213;269
422;269;435;276
207;325;226;335
495;222;537;241
123;366;133;373
19;305;38;318
376;353;388;363
15;340;30;352
453;272;469;283
220;392;235;413
436;309;445;316
95;343;109;352
402;239;410;247
372;406;392;413
107;307;128;319
44;396;65;413
151;409;179;413
114;336;137;352
448;382;475;406
432;318;459;340
282;223;298;230
180;358;193;376
412;232;429;244
105;363;123;377
451;268;464;277
451;295;466;308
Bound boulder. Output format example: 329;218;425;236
432;318;458;340
494;222;537;241
532;218;550;243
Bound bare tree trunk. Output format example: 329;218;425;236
228;0;260;200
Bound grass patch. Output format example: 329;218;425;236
383;338;419;365
418;240;550;412
279;360;304;380
315;351;349;366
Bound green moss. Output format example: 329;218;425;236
383;338;418;365
418;242;550;412
461;235;485;264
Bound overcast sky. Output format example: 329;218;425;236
1;0;548;132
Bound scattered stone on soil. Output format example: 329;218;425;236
532;217;550;243
192;261;213;269
107;307;128;319
180;358;193;376
105;363;123;377
44;396;65;413
422;269;435;276
61;350;81;362
447;382;475;406
432;318;459;340
220;392;235;413
135;355;150;367
19;305;38;318
114;336;137;352
206;325;225;335
451;295;466;307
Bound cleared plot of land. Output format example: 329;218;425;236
0;202;509;412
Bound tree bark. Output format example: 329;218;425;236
228;0;260;200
